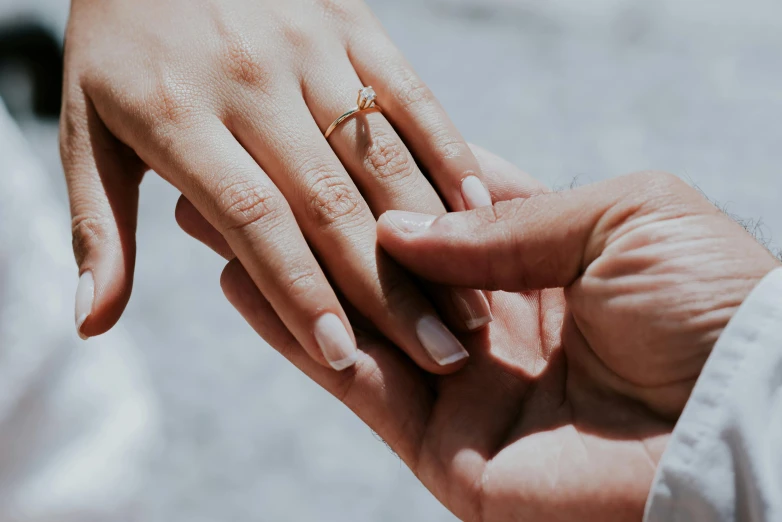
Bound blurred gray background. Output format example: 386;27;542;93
2;0;781;520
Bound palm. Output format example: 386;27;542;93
226;264;673;521
398;288;672;522
373;211;772;521
368;189;781;521
241;283;662;522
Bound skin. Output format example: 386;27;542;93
189;146;781;520
62;0;491;372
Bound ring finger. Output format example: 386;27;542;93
303;49;492;332
230;79;469;373
348;24;492;212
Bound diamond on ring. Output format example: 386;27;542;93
324;86;382;139
357;86;376;110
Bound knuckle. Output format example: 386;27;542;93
276;18;319;57
394;72;435;110
281;268;321;301
71;214;110;264
362;132;416;184
429;132;469;171
315;0;360;25
220;32;272;90
628;170;682;191
216;177;286;232
621;170;692;212
653;171;688;194
303;167;363;227
147;77;199;128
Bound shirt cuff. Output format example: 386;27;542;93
644;266;782;521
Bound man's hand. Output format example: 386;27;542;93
212;152;779;520
378;172;781;417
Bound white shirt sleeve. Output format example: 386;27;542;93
645;266;782;522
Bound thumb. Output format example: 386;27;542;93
377;173;681;292
62;91;144;339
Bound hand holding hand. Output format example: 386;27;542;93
214;153;780;520
378;171;781;417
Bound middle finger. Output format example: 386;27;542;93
230;79;469;373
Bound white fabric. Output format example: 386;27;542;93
645;267;782;521
0;106;159;521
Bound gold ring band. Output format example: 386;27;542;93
324;86;381;139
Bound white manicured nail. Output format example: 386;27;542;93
383;211;436;234
452;289;493;331
75;271;94;340
416;316;469;366
462;176;493;209
314;313;358;371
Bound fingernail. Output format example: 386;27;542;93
383;211;436;234
416;316;469;366
314;313;358;371
461;176;492;209
75;270;94;340
451;289;493;331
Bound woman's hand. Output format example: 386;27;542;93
214;147;778;520
62;0;493;372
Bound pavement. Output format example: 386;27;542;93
7;0;782;520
